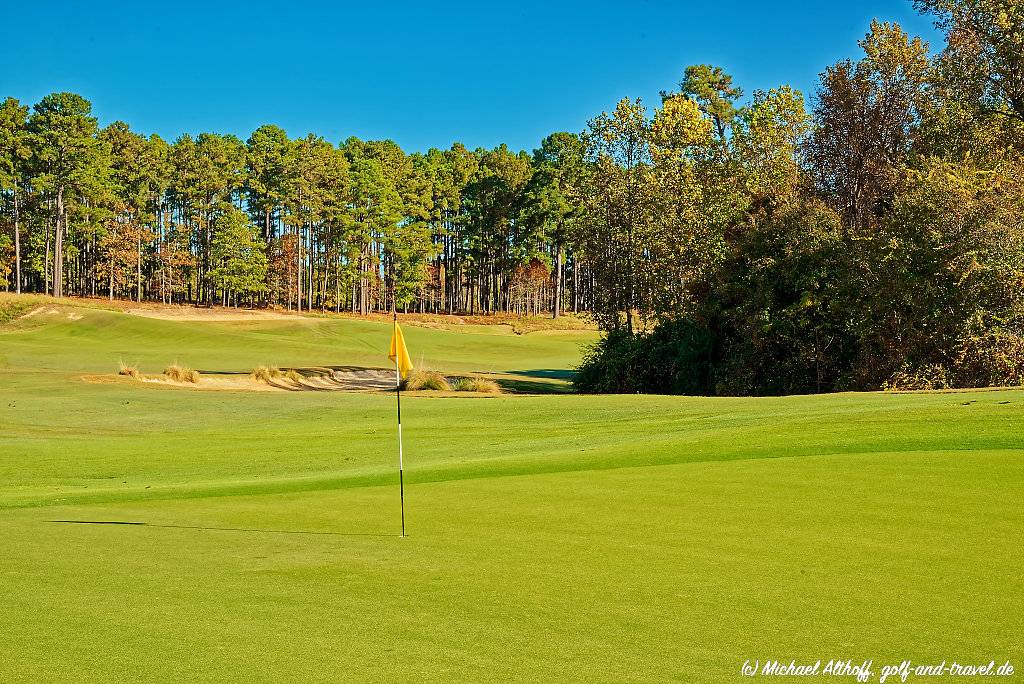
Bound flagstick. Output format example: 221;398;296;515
394;310;406;538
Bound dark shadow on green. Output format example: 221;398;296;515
507;369;576;380
496;378;575;395
48;520;396;537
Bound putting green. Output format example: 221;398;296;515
0;297;1021;682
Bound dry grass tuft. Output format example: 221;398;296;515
251;365;305;385
401;369;452;391
164;364;200;383
452;376;501;393
117;362;142;380
250;365;284;383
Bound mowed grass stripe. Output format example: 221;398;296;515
1;451;1020;682
3;373;1023;508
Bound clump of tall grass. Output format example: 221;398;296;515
285;369;303;383
401;369;452;391
117;362;142;380
250;365;284;383
452;376;501;393
164;364;200;383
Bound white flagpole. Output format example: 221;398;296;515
394;311;406;538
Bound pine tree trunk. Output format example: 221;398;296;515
54;186;65;298
359;242;369;316
553;242;563;319
296;225;303;312
335;256;341;314
13;188;20;294
573;257;579;314
136;232;143;302
45;227;50;295
308;226;314;309
286;239;293;311
108;227;115;300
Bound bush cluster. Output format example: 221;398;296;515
573;319;713;395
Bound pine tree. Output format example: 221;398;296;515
209;205;268;306
0;98;30;293
27;93;109;298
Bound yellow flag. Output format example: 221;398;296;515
388;322;414;379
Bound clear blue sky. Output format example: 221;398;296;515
1;1;940;153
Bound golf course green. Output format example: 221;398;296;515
1;295;1021;682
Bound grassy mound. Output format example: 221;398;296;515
0;293;45;324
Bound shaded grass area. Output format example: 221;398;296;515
0;296;1021;681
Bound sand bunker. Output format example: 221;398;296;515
251;367;396;392
90;367;397;393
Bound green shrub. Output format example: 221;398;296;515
573;319;714;395
951;329;1024;388
883;364;950;391
452;376;501;393
401;369;451;391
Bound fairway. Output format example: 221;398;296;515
1;298;1022;682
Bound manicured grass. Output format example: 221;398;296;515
0;297;595;377
0;296;1021;681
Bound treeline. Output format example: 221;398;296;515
574;0;1024;394
0;104;589;315
3;0;1023;394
